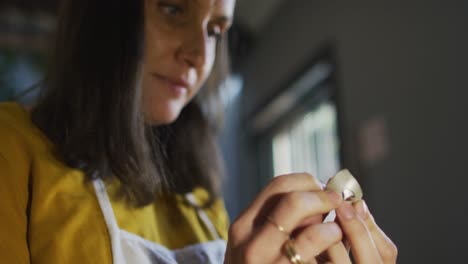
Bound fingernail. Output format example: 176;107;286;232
326;190;342;205
355;200;368;219
324;223;341;237
337;203;355;220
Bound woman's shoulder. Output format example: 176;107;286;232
0;102;33;153
0;102;51;155
0;101;30;127
0;101;57;178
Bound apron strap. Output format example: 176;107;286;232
185;193;221;240
93;177;125;264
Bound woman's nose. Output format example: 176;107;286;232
178;28;209;68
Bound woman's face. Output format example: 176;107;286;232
142;0;235;125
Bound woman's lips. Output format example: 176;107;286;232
152;73;189;97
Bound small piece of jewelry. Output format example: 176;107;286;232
266;216;290;237
283;239;305;264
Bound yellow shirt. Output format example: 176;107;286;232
0;102;229;263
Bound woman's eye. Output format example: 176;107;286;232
158;3;183;16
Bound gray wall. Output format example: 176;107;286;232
227;1;468;263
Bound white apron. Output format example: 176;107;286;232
93;179;227;264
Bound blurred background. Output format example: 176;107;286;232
1;0;467;263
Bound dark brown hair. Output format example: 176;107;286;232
32;0;229;207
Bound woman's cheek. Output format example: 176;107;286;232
202;46;217;79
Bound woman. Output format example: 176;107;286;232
0;0;397;263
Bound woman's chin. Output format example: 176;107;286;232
144;107;182;126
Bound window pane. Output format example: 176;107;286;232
272;101;339;184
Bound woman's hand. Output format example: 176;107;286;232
224;173;344;263
298;200;398;264
224;173;398;264
324;200;398;264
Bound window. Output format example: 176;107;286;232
272;101;340;184
249;48;342;186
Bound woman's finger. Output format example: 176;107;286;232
323;241;352;264
276;223;343;264
355;201;398;263
268;191;343;235
247;191;343;260
336;202;382;264
231;173;323;239
248;173;323;216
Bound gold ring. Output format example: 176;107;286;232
283;239;305;264
266;216;290;236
